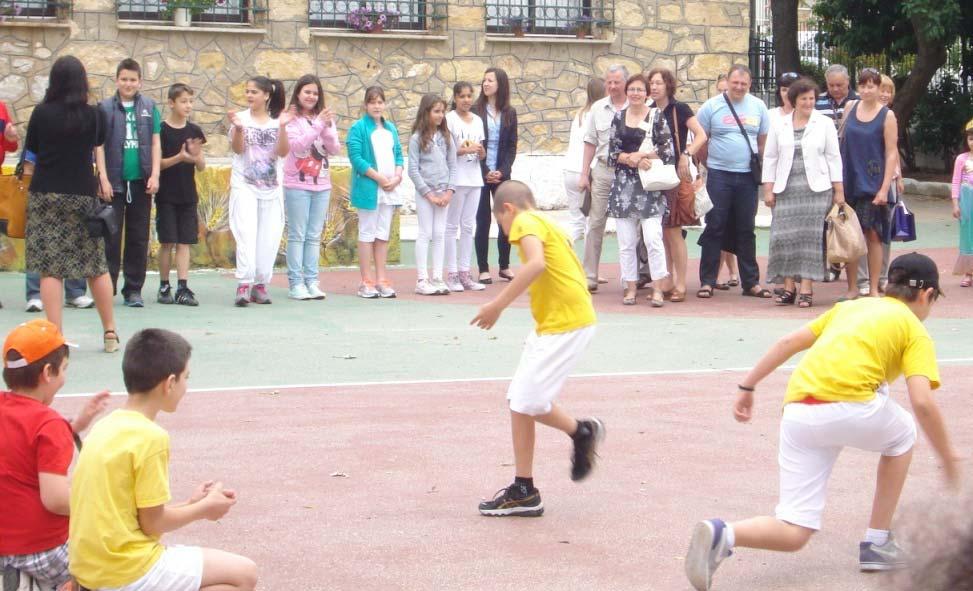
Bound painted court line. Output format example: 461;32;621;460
57;357;973;399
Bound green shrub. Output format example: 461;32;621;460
911;76;973;172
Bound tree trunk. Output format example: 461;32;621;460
771;0;801;74
893;14;949;171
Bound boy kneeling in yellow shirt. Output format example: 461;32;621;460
684;253;958;590
68;329;256;591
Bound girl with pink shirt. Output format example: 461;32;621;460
283;75;341;300
953;118;973;287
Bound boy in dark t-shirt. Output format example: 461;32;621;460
157;83;206;307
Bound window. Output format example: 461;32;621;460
485;0;613;36
309;0;446;32
0;0;64;20
116;0;254;24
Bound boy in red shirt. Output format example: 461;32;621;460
0;320;108;590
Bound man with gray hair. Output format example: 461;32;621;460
579;64;629;291
815;64;859;125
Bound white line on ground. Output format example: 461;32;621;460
56;357;973;399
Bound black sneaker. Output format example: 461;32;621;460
175;287;199;307
571;418;606;481
123;293;144;308
478;483;544;517
157;284;174;304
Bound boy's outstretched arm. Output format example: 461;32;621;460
734;327;817;422
906;375;960;488
471;234;545;330
138;482;236;536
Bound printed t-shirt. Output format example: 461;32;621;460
157;121;206;205
446;110;485;187
508;210;597;335
121;101;162;181
784;297;940;405
695;93;769;173
69;410;171;589
0;392;74;555
230;109;282;200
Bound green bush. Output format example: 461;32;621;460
911;76;973;172
799;61;828;90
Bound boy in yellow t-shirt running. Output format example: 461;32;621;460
69;329;257;591
471;180;603;517
684;253;959;591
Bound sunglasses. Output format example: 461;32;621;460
779;72;799;85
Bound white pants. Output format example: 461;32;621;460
775;386;916;531
507;326;596;416
415;193;448;280
358;204;394;243
230;193;284;286
615;216;668;283
445;186;480;273
100;546;203;591
562;171;588;243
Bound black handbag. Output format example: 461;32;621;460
723;93;762;186
84;108;118;240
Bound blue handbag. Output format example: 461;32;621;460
890;199;916;242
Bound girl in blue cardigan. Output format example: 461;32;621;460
346;86;404;299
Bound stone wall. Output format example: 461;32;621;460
0;0;749;158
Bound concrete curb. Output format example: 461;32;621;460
903;178;951;199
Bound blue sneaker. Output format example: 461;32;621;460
123;293;144;308
685;519;732;591
860;534;907;571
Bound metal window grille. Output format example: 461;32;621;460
0;0;66;19
116;0;255;24
310;0;447;32
484;0;613;36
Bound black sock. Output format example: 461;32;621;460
160;280;170;288
514;476;534;492
177;279;188;290
571;421;589;441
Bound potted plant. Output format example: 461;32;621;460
503;14;526;37
160;0;217;27
567;15;596;39
0;1;23;21
347;5;399;33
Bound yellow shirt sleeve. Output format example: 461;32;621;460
508;212;548;245
805;303;839;337
901;331;941;390
134;448;171;509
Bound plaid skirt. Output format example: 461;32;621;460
25;192;108;278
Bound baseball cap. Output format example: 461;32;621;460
3;319;76;369
888;252;944;297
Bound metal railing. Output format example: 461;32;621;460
116;0;264;24
309;0;447;32
484;0;613;37
0;0;69;20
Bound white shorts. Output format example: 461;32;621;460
775;385;917;531
507;325;595;416
99;546;203;591
357;204;394;243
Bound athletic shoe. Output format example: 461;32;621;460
250;284;272;304
358;282;379;299
478;483;544;517
123;293;144;308
174;288;198;307
289;284;311;300
432;278;451;295
66;295;95;309
685;519;732;591
235;284;250;307
377;281;396;299
445;272;465;292
157;284;174;305
415;279;438;296
25;299;43;313
306;282;326;300
458;271;486;291
860;534;907;571
570;417;606;481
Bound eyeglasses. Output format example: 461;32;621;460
627;87;647;94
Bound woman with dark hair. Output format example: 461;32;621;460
283;74;340;301
647;67;707;302
768;71;799;128
472;67;518;284
227;75;292;306
838;68;899;299
22;55;118;351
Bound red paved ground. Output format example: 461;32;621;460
55;366;973;590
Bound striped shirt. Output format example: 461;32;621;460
814;90;859;126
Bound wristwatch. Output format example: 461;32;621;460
682;150;692;157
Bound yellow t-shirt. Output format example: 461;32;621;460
508;210;596;335
69;409;171;589
784;297;940;405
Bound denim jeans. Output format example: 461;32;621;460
284;188;331;287
698;168;761;290
25;272;87;301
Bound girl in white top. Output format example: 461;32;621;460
227;76;291;307
563;78;605;243
444;82;487;292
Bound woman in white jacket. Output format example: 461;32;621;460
762;78;845;308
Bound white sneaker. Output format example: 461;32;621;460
432;278;451;295
377;281;396;298
445;272;464;292
358;282;379;299
66;295;95;309
686;519;732;591
288;284;311;300
305;282;326;300
25;298;43;313
415;279;439;295
459;271;486;291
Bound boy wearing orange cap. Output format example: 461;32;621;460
0;319;109;590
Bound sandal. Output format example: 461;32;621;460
726;277;740;287
962;275;972;288
498;269;515;282
478;272;493;285
649;290;665;308
743;287;773;298
775;290;796;306
696;285;714;299
798;293;813;308
714;282;731;290
669;289;686;303
104;330;120;354
622;293;637;306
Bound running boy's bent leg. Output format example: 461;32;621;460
199;548;257;591
506;326;596;416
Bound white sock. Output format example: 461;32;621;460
864;528;889;546
723;522;736;555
